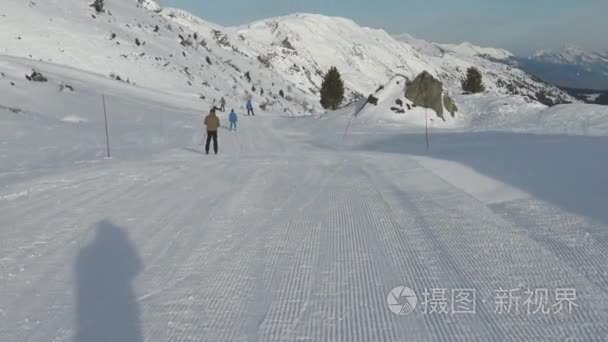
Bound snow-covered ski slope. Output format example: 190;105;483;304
3;0;608;340
2;50;608;341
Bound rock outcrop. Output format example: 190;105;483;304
405;71;445;119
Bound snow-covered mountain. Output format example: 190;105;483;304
1;0;318;115
532;46;608;66
439;42;514;61
516;46;608;90
230;17;572;106
394;35;514;62
1;0;573;117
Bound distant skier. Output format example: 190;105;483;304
246;99;255;116
220;97;226;112
203;108;220;154
229;109;238;131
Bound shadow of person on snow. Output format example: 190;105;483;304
74;219;144;342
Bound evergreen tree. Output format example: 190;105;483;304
320;67;345;110
461;67;485;93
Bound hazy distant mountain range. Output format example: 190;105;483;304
516;46;608;91
418;42;608;103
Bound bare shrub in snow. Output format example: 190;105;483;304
179;34;192;47
225;61;241;72
281;38;295;50
25;70;47;82
59;84;74;92
109;73;131;84
90;0;104;13
257;55;271;68
212;30;230;47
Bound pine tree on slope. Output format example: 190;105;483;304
320;67;345;110
461;67;485;94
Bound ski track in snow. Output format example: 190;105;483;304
1;110;608;341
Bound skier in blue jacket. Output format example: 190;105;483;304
229;109;238;131
246;99;255;116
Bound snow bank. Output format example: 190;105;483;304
454;93;608;136
61;115;89;124
413;155;529;204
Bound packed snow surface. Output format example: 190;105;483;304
2;0;608;340
2;53;608;341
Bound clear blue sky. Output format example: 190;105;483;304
163;0;607;55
